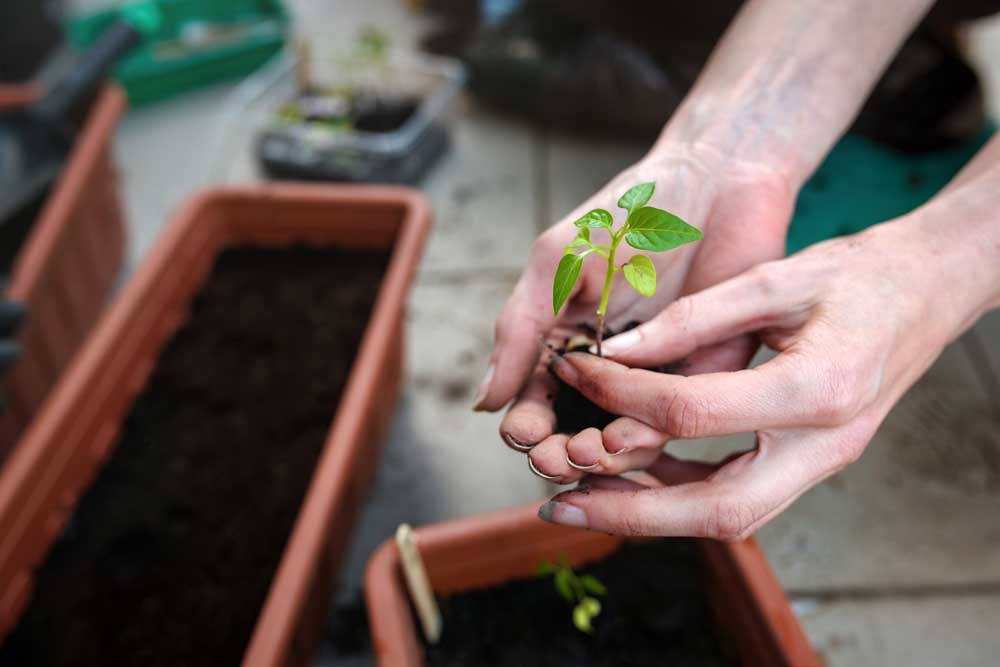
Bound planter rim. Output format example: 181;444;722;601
365;502;822;667
0;183;431;666
3;84;126;301
0;83;127;452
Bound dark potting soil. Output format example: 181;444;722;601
352;95;419;133
293;89;419;134
551;322;683;434
423;539;737;667
0;245;389;667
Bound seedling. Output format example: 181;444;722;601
537;555;607;634
552;182;702;355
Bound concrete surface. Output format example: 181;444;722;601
96;1;1000;665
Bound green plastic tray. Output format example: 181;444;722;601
65;0;288;106
787;123;995;254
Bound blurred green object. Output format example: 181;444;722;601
65;0;288;106
787;122;995;254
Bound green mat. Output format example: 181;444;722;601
787;123;995;254
66;0;288;107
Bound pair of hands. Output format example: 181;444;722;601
474;143;968;540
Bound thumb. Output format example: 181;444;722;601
474;260;560;412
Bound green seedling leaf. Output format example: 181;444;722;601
579;596;602;616
536;560;556;576
574;208;613;230
573;602;595;634
624;206;702;252
617;181;655;214
580;574;607;596
565;227;591;251
552;253;584;315
554;568;575;602
622;254;657;297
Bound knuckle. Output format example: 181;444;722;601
836;436;867;467
704;495;759;542
617;491;660;536
746;263;782;298
662;390;711;439
662;296;699;351
666;295;695;328
814;361;864;423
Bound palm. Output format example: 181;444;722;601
547;155;792;371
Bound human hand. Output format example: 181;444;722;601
473;143;794;482
537;210;998;538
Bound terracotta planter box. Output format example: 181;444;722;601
0;84;127;453
0;185;430;666
366;503;822;667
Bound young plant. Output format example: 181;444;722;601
536;555;608;634
552;182;703;355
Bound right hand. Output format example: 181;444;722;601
473;141;796;483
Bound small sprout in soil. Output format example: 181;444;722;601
537;555;608;634
356;25;390;66
552;182;702;355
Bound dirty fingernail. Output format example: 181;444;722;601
601;329;641;356
503;432;534;452
528;456;561;481
550;354;579;384
538;501;588;528
472;364;495;411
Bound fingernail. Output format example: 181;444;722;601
472;364;495;411
602;329;641;357
527;456;561;481
538;501;589;528
550;354;578;384
503;432;534;452
607;446;631;457
566;453;598;471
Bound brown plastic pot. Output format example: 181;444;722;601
0;84;127;453
0;184;431;666
366;502;823;667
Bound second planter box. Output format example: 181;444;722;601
0;185;430;666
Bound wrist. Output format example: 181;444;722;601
649;93;810;194
887;176;1000;341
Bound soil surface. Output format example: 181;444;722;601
423;539;736;666
0;245;388;667
352;95;419;133
551;322;682;433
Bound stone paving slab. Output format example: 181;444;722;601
417;102;541;276
968;311;1000;393
544;131;650;229
335;278;549;592
795;593;1000;667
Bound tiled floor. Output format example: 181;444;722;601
102;2;1000;665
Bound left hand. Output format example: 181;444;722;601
476;144;794;483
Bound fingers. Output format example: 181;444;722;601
552;351;817;438
526;418;671;484
539;427;852;538
499;367;558;451
681;334;759;376
474;259;560;412
601;266;808;367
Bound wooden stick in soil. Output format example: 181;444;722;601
396;523;442;644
